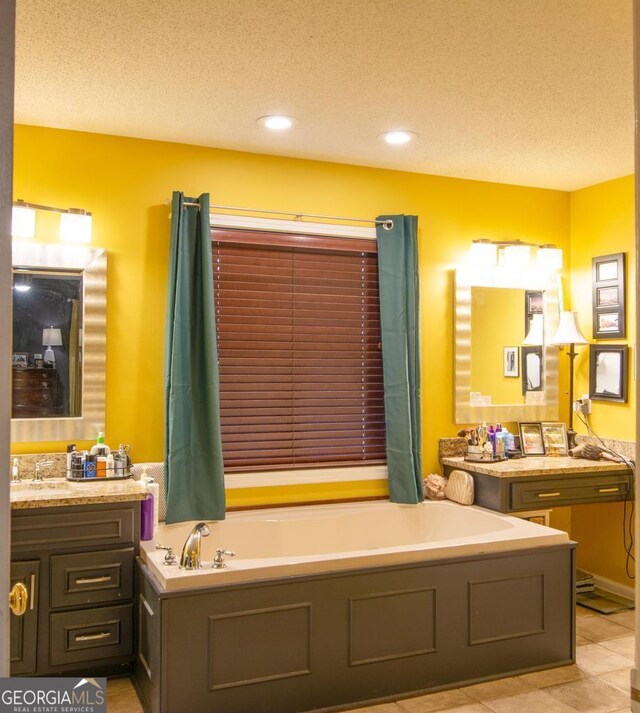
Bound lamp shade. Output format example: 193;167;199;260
549;311;588;346
42;327;63;347
523;313;544;346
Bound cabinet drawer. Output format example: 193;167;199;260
50;548;133;609
50;603;133;666
511;473;630;510
12;505;135;551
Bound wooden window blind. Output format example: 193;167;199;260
212;228;386;471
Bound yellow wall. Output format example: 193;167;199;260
471;287;527;404
569;174;635;586
12;125;571;506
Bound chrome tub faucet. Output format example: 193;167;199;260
180;522;211;569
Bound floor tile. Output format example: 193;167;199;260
398;688;474;712
576;606;596;618
601;610;635;631
576;616;632;643
483;688;577;713
575;643;633;676
461;677;534;702
597;668;631;694
545;677;630;713
517;664;585;688
349;704;403;713
599;635;634;659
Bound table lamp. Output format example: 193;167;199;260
549;311;588;450
42;326;63;367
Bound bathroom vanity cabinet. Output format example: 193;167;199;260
10;500;140;677
441;456;632;513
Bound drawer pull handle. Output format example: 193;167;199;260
76;631;111;642
76;576;112;585
537;492;561;498
29;574;35;611
598;487;620;494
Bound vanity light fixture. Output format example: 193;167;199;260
59;209;92;244
13;272;32;293
11;201;36;239
469;240;498;267
468;240;562;272
537;245;563;271
499;244;531;269
380;130;417;145
12;200;92;243
257;115;297;130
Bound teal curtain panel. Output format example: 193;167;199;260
164;192;226;523
376;215;423;503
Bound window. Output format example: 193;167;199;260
212;228;386;471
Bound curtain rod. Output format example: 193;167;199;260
174;201;394;230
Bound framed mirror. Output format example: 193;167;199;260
454;265;560;424
11;242;106;442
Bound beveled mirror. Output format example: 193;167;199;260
11;242;106;442
454;264;560;424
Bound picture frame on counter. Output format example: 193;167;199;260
503;346;519;377
541;422;568;456
518;422;546;456
589;344;628;402
12;352;28;367
592;253;625;339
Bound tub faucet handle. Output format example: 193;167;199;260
156;544;177;566
212;549;236;569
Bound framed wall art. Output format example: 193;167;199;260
589;344;628;402
541;422;568;456
592;253;625;339
503;346;519;377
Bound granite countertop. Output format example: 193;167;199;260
441;456;631;478
10;477;147;509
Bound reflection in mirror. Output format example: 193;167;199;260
11;243;106;443
455;265;559;424
12;270;83;418
589;345;628;403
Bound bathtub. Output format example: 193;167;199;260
135;500;575;713
141;499;569;591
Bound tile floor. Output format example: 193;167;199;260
105;606;636;713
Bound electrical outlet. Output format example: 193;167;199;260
575;395;592;415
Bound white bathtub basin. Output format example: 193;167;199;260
141;499;569;591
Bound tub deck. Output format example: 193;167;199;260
135;500;575;713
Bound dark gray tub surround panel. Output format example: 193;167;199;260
134;543;575;713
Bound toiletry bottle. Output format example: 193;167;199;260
106;452;115;477
90;432;111;456
70;451;84;479
66;444;76;478
488;425;496;453
84;454;97;478
139;478;154;541
142;467;160;535
11;458;20;482
477;422;488;446
114;443;130;477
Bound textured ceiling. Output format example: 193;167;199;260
15;0;633;191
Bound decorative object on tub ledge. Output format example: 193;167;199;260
444;469;474;504
376;214;423;503
549;310;588;449
165;192;226;523
423;474;447;499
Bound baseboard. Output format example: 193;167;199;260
590;573;635;600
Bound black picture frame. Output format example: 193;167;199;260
521;345;544;394
592;253;625;339
589;344;628;403
524;290;543;334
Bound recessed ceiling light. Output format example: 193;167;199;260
258;115;297;131
380;130;417;145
